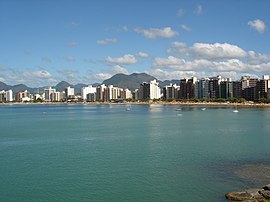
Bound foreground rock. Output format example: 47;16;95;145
225;185;270;201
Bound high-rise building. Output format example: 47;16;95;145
241;76;258;90
87;93;96;101
163;84;180;99
96;84;106;101
256;75;270;99
15;90;31;102
220;79;233;99
241;76;258;100
187;77;197;99
65;86;75;100
232;81;242;98
0;90;5;102
179;78;188;99
195;78;209;99
179;77;197;99
121;89;132;100
208;76;222;99
104;85;123;101
44;87;56;101
5;90;13;102
51;92;61;101
138;80;161;100
81;85;96;100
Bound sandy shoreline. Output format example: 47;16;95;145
1;101;270;107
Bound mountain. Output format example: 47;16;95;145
0;81;9;91
53;81;88;95
54;81;71;92
73;83;88;94
159;80;180;88
12;84;34;93
0;73;180;95
0;81;36;93
102;73;157;91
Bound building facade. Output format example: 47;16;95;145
81;85;96;100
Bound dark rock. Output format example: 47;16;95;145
263;184;270;190
259;190;270;199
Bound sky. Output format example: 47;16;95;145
0;0;270;87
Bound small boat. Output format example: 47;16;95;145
233;104;239;113
176;108;182;111
201;108;206;111
126;105;131;111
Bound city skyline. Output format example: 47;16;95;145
1;0;270;87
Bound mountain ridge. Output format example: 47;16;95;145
0;73;180;94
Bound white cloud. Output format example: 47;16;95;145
20;70;57;86
177;8;184;16
171;41;186;48
149;68;262;82
190;43;247;59
106;54;137;64
134;27;179;39
112;65;129;74
137;51;149;58
180;24;192;32
23;70;53;79
153;56;188;70
247;51;270;64
96;38;117;45
147;68;197;81
58;69;78;81
195;5;203;15
94;73;112;81
152;55;270;77
168;42;247;60
248;19;266;33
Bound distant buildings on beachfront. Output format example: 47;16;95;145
1;75;270;102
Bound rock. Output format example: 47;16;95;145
259;190;270;199
247;189;265;202
263;184;270;190
225;189;265;202
226;190;253;201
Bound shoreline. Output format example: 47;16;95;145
1;101;270;107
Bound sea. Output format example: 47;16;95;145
0;104;270;202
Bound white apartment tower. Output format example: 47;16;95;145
149;80;161;99
96;84;106;101
6;90;13;102
139;79;161;100
44;87;56;101
81;85;96;100
65;86;75;99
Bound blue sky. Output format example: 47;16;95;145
0;0;270;87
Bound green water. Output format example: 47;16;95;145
0;104;270;201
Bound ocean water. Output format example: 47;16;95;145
0;104;270;202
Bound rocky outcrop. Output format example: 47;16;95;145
225;185;270;201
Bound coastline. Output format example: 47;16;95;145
1;101;270;107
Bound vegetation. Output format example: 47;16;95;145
2;97;270;104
